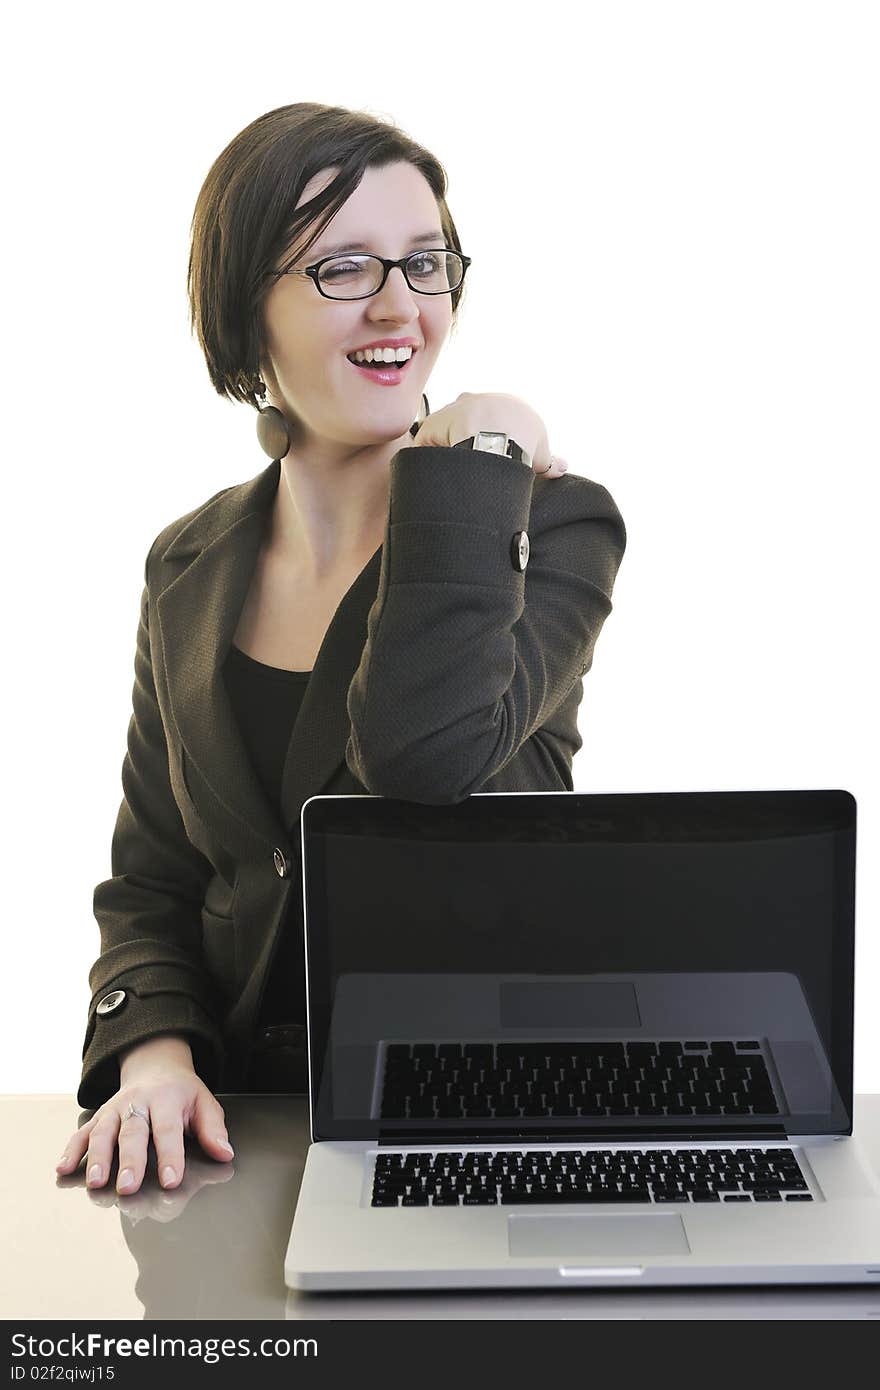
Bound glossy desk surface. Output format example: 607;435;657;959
3;1094;880;1320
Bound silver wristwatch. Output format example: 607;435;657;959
452;431;532;470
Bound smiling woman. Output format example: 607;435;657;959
62;101;627;1200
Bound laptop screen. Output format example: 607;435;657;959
300;789;855;1143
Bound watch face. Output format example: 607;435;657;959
474;431;508;454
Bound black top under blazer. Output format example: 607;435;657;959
78;445;627;1108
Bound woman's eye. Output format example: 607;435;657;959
321;261;363;280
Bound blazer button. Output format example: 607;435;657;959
273;847;291;878
96;989;127;1016
511;530;529;572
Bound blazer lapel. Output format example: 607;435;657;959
155;457;382;864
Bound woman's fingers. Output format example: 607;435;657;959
148;1102;187;1189
542;454;569;476
84;1107;123;1189
190;1087;234;1162
56;1114;99;1174
114;1103;152;1194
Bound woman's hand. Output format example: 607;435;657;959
55;1035;234;1195
410;391;568;477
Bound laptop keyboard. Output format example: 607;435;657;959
380;1040;779;1119
371;1147;813;1206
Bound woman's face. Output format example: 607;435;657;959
260;160;454;450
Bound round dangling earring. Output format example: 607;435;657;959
409;393;430;439
253;379;291;461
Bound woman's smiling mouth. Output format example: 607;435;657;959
345;345;419;385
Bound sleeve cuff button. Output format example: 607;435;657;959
96;989;127;1016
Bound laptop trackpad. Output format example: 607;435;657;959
508;1213;690;1257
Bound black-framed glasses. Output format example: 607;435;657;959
273;249;471;300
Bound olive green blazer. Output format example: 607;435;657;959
78;446;626;1107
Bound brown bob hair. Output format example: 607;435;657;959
187;102;467;412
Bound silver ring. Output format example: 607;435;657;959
121;1102;150;1126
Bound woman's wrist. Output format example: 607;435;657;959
119;1033;194;1082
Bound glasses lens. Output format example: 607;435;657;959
404;250;464;294
316;252;464;298
317;256;383;298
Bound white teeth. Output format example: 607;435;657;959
348;346;413;364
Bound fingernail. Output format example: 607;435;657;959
87;1163;102;1185
217;1138;234;1155
556;459;568;472
161;1165;176;1186
118;1168;135;1190
57;1152;69;1169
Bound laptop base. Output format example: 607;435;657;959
285;1137;880;1292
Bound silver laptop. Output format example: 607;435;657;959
284;789;880;1291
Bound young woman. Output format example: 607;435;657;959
56;102;627;1197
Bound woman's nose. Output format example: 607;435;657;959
370;264;419;317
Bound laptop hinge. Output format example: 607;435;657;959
377;1124;790;1146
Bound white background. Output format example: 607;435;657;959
1;0;877;1094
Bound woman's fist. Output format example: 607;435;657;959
410;392;568;476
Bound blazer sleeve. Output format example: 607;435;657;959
345;445;627;804
78;541;225;1110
